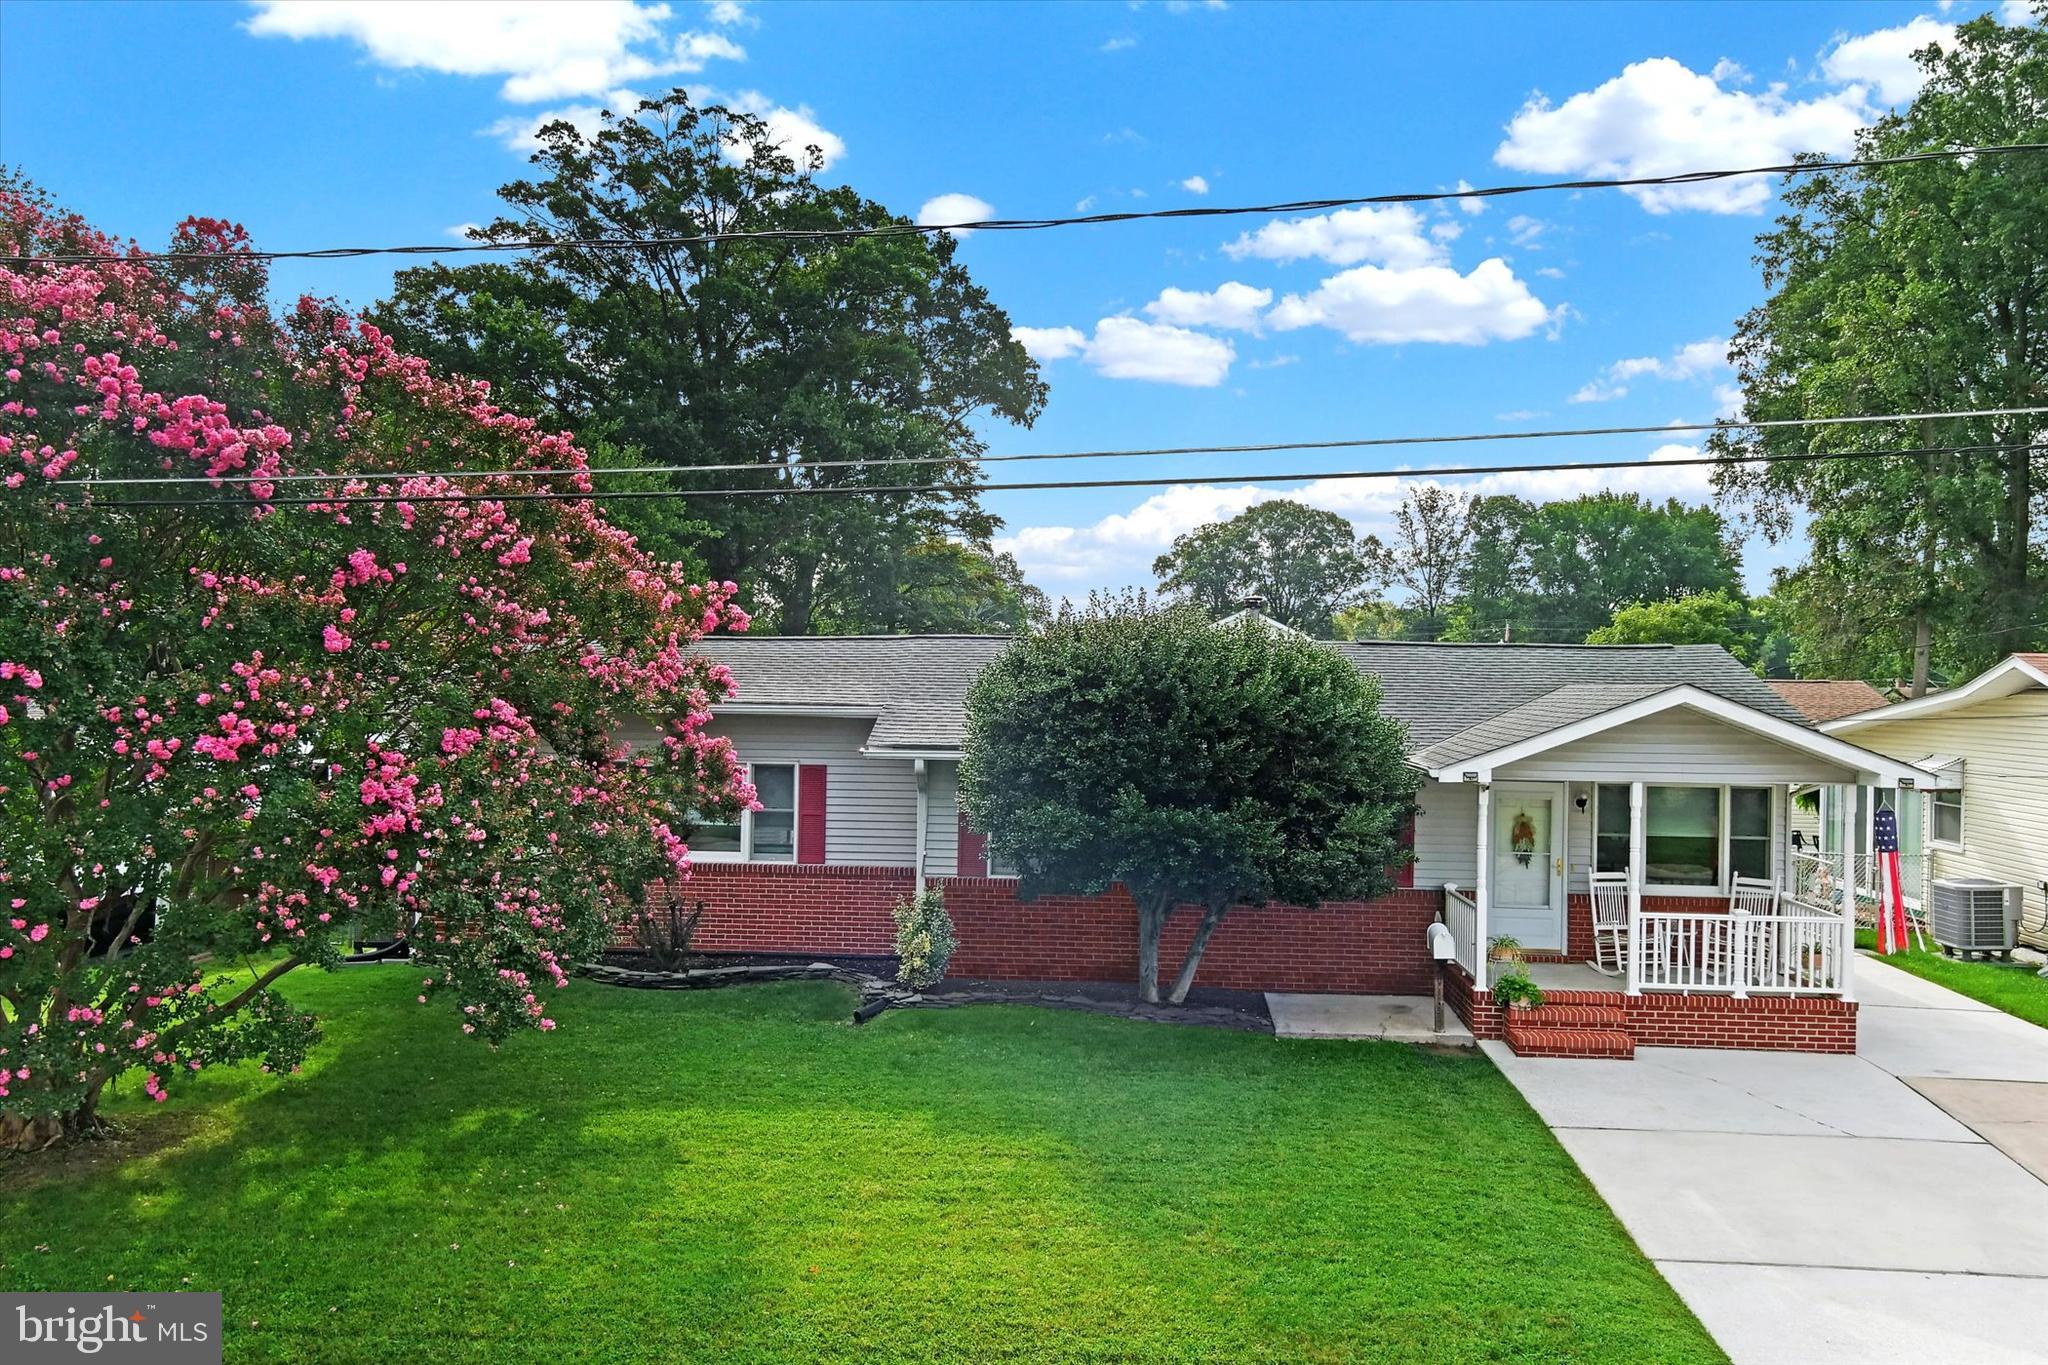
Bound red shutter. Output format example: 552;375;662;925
958;811;988;878
797;764;828;864
1396;811;1417;888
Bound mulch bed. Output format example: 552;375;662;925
582;952;1274;1033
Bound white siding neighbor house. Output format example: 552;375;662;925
1820;654;2048;948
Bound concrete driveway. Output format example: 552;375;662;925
1486;957;2048;1365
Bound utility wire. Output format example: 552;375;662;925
10;144;2048;267
75;441;2046;510
54;405;2048;489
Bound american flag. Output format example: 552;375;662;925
1873;806;1912;955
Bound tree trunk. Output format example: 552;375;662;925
1166;900;1231;1005
1135;895;1169;1004
0;1102;110;1153
1909;607;1932;699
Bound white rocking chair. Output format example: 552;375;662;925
1710;874;1782;986
1588;869;1630;976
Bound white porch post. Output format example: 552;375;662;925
912;759;929;887
1626;780;1645;995
1474;781;1491;994
1838;781;1857;1002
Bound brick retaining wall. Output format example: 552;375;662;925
1442;961;1857;1053
647;863;1442;994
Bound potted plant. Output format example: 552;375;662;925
1491;969;1546;1011
1488;935;1524;965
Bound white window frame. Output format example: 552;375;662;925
689;762;800;864
1592;782;1776;895
985;842;1019;879
1930;788;1965;851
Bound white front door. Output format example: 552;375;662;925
1490;783;1567;951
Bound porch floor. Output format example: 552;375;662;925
1525;961;1622;993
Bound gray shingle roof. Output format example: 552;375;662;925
1408;682;1673;770
698;635;1012;752
1325;640;1808;746
697;634;1809;756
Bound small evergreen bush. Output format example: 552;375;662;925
892;886;958;989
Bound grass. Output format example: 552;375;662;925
1;968;1720;1364
1858;928;2048;1028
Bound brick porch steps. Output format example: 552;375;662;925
1504;997;1636;1059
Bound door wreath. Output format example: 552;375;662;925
1509;809;1537;867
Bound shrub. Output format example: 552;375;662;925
635;900;706;972
892;886;958;989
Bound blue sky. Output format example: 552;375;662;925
2;0;2030;605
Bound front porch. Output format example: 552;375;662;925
1410;683;1930;1055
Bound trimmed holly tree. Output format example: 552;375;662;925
0;187;752;1150
959;600;1417;1004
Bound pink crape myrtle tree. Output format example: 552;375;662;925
0;183;754;1150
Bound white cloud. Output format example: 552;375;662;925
996;447;1721;588
1180;174;1210;194
1570;336;1728;402
486;98;629;150
726;90;846;168
1504;214;1546;247
1453;179;1486;215
1534;265;1565;280
1266;258;1555;346
1081;317;1235;386
1017;317;1235;385
1430;221;1464;244
1223;204;1444;269
917;193;994;238
1101;35;1137;52
245;1;744;104
2003;1;2041;24
1143;281;1272;332
1821;16;1955;105
1493;56;1869;213
707;0;756;27
1012;326;1088;361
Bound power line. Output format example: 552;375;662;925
11;144;2048;268
55;405;2048;489
72;440;2045;510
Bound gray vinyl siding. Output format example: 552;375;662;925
702;714;921;867
1843;692;2048;942
1415;780;1478;887
1496;709;1856;786
924;760;962;877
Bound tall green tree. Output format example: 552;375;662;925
1711;11;2048;692
1373;485;1472;640
960;600;1415;1004
1453;493;1744;642
1152;500;1378;636
1586;590;1767;668
373;90;1046;635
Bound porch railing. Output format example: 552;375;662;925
1790;848;1930;925
1636;901;1852;996
1441;884;1480;982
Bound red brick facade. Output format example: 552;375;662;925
649;864;1857;1051
649;863;1442;994
1443;962;1858;1054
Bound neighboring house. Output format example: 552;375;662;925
1768;680;1889;852
1819;654;2048;949
640;629;1925;1055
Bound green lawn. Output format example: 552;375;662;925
2;968;1719;1364
1859;929;2048;1028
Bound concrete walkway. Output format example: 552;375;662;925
1486;956;2048;1365
1265;992;1475;1045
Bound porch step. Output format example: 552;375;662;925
1505;1022;1636;1059
1511;1002;1628;1031
1503;998;1636;1059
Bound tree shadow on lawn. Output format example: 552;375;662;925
1;970;1719;1364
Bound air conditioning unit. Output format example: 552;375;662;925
1930;878;2023;958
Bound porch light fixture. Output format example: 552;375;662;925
1462;771;1481;783
1574;791;1589;812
